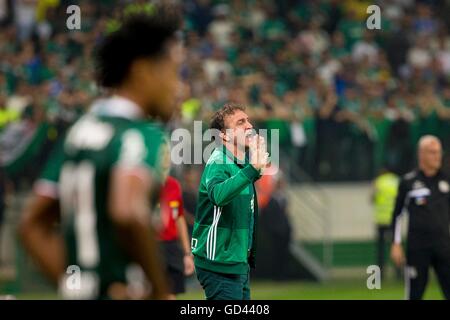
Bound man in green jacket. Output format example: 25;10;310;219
191;103;269;300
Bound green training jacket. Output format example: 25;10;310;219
191;146;261;275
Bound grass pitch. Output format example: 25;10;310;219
5;278;443;300
178;278;443;300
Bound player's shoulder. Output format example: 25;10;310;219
399;170;419;188
63;114;116;153
163;176;183;198
437;170;450;181
206;147;232;166
402;170;418;181
166;176;180;187
118;119;162;134
116;121;166;149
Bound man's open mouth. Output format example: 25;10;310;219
245;130;255;138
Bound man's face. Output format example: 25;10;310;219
419;140;442;172
139;40;183;122
223;110;254;149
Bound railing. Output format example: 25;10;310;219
281;150;333;270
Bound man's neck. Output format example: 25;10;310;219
114;88;145;113
420;166;438;177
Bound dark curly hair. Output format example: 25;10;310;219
95;5;182;88
210;103;246;132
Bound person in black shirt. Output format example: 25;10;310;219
390;135;450;300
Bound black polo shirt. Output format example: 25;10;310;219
392;169;450;249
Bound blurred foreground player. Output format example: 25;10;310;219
19;7;183;299
390;135;450;299
155;147;194;299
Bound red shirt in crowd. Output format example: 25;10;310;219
157;176;184;241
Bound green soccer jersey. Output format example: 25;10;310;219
35;96;167;299
191;146;261;275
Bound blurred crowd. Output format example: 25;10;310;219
1;0;450;184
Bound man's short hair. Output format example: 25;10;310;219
95;5;181;88
210;103;246;132
418;135;441;151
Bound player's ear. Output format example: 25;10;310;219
219;130;230;142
